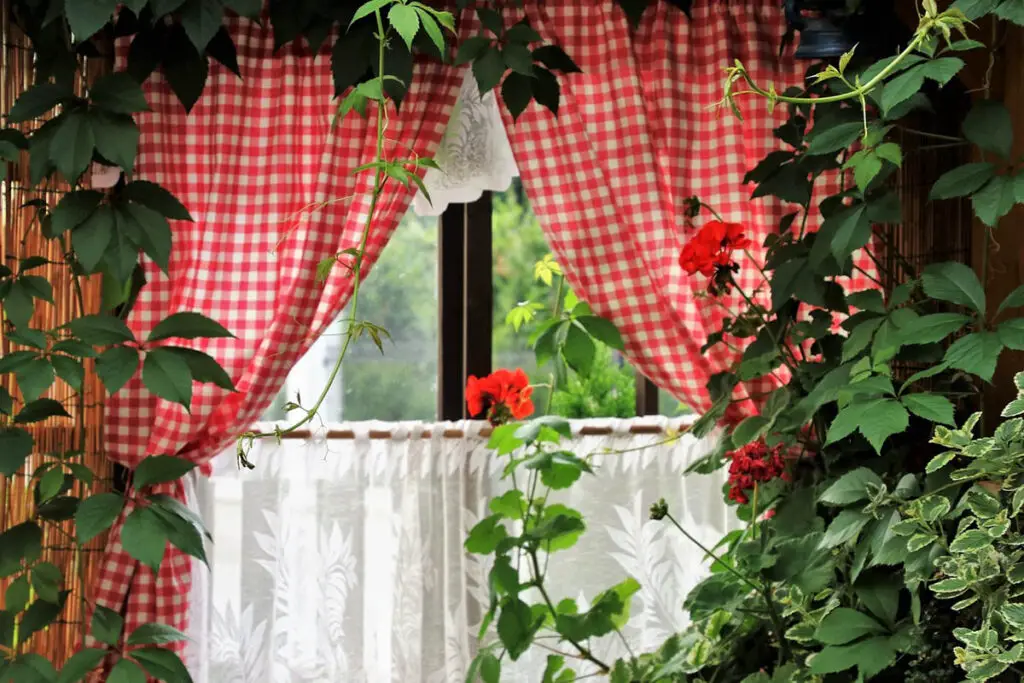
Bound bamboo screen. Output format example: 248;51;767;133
875;97;975;393
0;5;112;667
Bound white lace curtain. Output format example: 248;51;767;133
412;69;518;216
184;418;736;683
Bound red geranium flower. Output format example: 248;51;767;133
466;368;535;426
725;439;788;505
679;219;751;294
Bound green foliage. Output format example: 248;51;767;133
467;4;1024;681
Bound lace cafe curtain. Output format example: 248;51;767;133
184;418;737;683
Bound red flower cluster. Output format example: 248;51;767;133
726;439;788;504
466;368;535;426
679;220;751;295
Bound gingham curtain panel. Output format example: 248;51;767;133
93;15;464;658
499;0;877;421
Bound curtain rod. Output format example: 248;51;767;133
264;423;680;441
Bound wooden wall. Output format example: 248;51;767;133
0;4;112;666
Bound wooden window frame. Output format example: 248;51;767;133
437;192;660;420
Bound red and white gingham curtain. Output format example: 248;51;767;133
93;16;463;654
499;0;876;421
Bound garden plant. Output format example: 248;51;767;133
2;0;1024;682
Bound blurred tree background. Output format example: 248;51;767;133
266;182;687;422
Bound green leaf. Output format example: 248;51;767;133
944;332;1004;381
820;468;882;506
5;575;29;612
14;398;70;424
465;515;508;554
108;659;146;683
127;623;190;646
121;181;193;221
576;315;624;350
999;318;1024;350
896;312;971;345
861;399;909;453
148;312;234;342
51;356;84;392
67;314;135;345
8;82;73;123
929;576;968;594
95;346;140;395
902;393;955;426
479;653;501;683
91;111;139;174
808;637;896;677
806;121;862;155
72;205;115;273
880;66;926;116
50;190;103;236
998;284;1024;316
0;428;33;477
30;564;61;604
828;204;871;264
973;175;1017;227
388;4;420;51
416;10;447;56
130;647;191;683
731;415;770;449
8;653;58;683
455;35;491;66
89;72;149;114
820;509;871;548
134;455;197;490
472;46;505;94
180;0;224;52
351;0;390;25
51;110;96;183
65;0;118;42
91;604;124;646
121;507;167;574
963;99;1013;158
76;493;125;545
930;162;995;200
15;358;55;403
164;347;235;391
815;607;887;645
922;261;986;314
55;647;107;683
0;522;42;577
532;45;581;73
950;528;992;553
497;599;540;660
142;348;194;409
562;323;596;376
118;203;172;272
501;72;533;120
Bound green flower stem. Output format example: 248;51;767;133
527;548;612;673
544;274;567;415
238;8;391;454
728;29;927;110
663;511;792;661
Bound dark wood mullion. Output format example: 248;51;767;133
438;203;467;420
635;371;660;416
438;193;494;420
463;192;493;385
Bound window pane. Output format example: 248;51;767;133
264;207;438;422
492;181;638;418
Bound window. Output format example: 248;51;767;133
265;183;678;423
265;207;439;422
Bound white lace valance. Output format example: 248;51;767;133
412;68;519;216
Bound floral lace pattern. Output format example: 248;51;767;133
186;419;736;682
411;69;519;217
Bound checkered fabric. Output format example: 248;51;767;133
498;0;876;421
93;14;464;659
